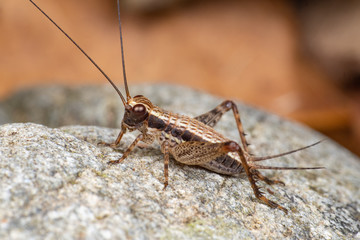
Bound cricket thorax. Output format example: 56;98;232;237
147;107;226;144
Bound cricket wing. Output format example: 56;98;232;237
171;141;228;165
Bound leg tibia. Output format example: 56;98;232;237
195;100;232;127
108;133;143;165
195;100;251;154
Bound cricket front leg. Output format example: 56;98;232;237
108;133;143;165
98;126;126;148
195;100;250;154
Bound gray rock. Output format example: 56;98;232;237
0;85;359;239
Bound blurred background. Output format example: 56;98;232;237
1;0;359;156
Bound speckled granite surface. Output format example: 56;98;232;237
0;85;359;239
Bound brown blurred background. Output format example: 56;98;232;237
1;0;360;156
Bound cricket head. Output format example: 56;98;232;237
121;95;153;130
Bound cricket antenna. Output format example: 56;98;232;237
28;0;128;107
117;0;131;100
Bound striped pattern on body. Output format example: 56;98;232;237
147;107;244;175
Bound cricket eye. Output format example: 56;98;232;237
133;104;146;115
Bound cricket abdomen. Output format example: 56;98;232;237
201;154;244;175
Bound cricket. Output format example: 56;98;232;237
28;0;323;213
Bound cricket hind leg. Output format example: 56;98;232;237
251;169;285;186
244;141;324;202
196;101;322;212
195;101;286;188
222;141;289;213
218;101;323;187
195;100;232;127
195;100;250;154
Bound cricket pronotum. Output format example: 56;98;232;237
28;0;323;213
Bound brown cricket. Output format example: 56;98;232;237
29;0;323;213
